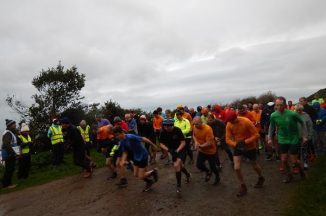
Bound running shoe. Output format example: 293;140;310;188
292;167;300;174
83;171;92;178
265;155;272;161
205;172;212;182
185;173;191;184
282;174;293;183
259;143;263;150
143;181;153;192
303;162;309;170
236;184;247;197
116;178;128;188
279;165;286;174
3;184;17;189
188;159;194;165
254;176;265;188
152;169;159;182
107;172;117;180
176;186;181;194
91;161;97;168
213;176;220;185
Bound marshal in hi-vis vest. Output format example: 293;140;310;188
18;135;31;154
49;126;64;145
77;125;90;142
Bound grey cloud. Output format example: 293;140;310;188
1;0;326;132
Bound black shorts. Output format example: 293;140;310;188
279;144;299;155
133;158;148;168
102;139;118;158
233;149;257;161
169;149;186;163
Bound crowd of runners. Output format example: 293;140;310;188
1;94;326;197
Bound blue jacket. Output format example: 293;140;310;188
313;103;326;131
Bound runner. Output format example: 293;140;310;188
138;115;157;164
174;110;194;164
113;126;158;192
225;110;264;197
207;113;233;168
212;104;226;122
261;102;276;161
160;118;191;193
60;118;92;178
237;104;255;123
125;113;138;134
153;110;165;161
312;102;326;155
200;107;209;124
192;117;220;185
295;104;314;169
250;104;264;152
268;97;307;183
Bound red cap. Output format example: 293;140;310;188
225;110;237;122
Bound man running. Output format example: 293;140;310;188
113;126;158;192
225;110;264;197
174;110;193;164
207;113;233;167
138;115;156;164
61;118;92;178
193;117;220;185
160;118;191;193
268;97;307;183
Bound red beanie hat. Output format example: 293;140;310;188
225;110;237;122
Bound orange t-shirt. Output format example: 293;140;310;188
237;111;255;123
183;112;193;125
97;125;114;140
250;110;262;132
193;124;216;155
153;115;163;131
226;117;259;150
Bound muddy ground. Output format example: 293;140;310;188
0;153;298;216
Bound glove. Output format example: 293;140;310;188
316;119;322;125
236;140;246;152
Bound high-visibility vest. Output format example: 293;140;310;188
49;126;64;145
18;135;31;154
78;125;90;142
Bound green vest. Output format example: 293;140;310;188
77;125;90;142
18;135;31;154
50;126;64;145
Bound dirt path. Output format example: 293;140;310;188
0;154;296;216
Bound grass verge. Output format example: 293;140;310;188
0;149;106;195
283;155;326;216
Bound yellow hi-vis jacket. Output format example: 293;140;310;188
77;125;91;142
49;125;64;145
18;135;31;154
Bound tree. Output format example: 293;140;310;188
6;62;86;151
31;62;85;117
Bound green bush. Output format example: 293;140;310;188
31;151;52;168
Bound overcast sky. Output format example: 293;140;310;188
1;0;326;129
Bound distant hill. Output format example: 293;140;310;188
307;88;326;101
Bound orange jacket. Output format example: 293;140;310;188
237;111;255;123
193;124;216;155
226;117;259;150
153;115;163;131
250;110;262;132
97;125;114;140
